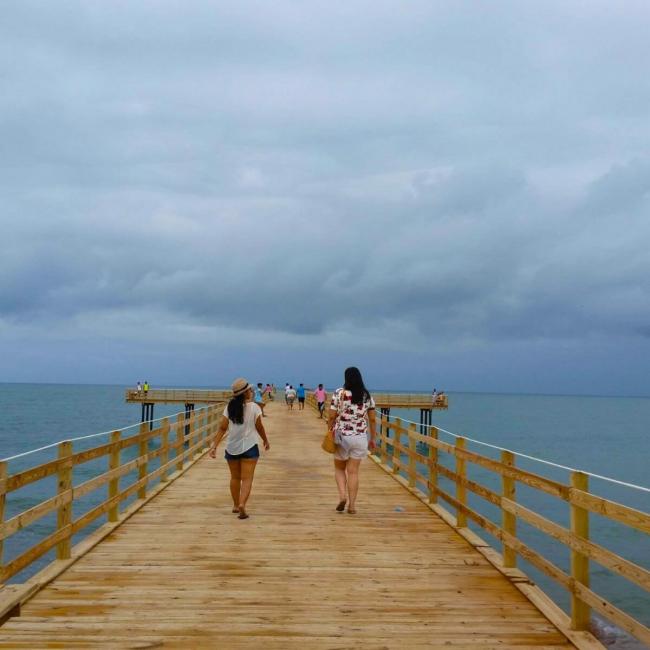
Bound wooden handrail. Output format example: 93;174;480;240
0;404;224;585
372;418;650;646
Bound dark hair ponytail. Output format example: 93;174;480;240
344;366;371;406
227;393;246;424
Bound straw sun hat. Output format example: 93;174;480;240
231;378;251;397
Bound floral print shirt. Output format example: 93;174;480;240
330;388;376;436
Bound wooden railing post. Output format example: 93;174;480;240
380;415;388;465
392;418;402;474
455;437;467;527
108;431;121;522
428;427;438;504
137;423;148;499
0;461;6;571
175;414;184;472
501;450;516;567
196;408;205;456
408;423;417;488
570;471;590;630
56;441;73;560
160;418;170;482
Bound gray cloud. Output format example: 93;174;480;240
1;1;650;392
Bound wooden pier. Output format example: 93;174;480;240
125;387;448;409
1;399;648;648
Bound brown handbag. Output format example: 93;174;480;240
321;429;336;454
321;388;343;454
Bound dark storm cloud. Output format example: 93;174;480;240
1;0;650;390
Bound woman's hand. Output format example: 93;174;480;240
263;439;270;451
209;446;217;458
368;438;376;451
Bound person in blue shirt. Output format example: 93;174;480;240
296;383;306;410
254;382;266;417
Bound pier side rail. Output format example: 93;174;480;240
125;388;448;409
367;413;650;647
0;403;224;621
125;388;231;403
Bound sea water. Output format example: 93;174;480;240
0;384;648;647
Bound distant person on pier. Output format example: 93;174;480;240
284;383;290;404
265;383;273;400
314;384;327;418
254;382;266;416
286;385;297;410
297;383;306;410
431;388;437;403
328;367;376;515
143;381;149;395
136;381;142;394
209;378;270;519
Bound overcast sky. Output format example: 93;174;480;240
1;1;649;394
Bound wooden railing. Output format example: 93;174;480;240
372;392;449;409
372;415;650;647
125;389;231;404
0;403;223;613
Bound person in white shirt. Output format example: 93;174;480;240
286;385;297;410
209;378;270;519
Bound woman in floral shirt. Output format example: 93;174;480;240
328;367;376;514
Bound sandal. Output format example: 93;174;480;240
232;507;240;513
347;508;357;515
336;500;347;512
238;508;249;520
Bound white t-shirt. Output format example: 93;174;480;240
222;402;262;455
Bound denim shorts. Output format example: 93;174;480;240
225;444;260;461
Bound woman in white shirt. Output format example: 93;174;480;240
209;378;270;519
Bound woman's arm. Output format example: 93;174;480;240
255;416;270;450
209;416;230;457
367;409;377;450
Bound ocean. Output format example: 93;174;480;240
0;383;648;648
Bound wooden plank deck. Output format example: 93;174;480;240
0;401;575;649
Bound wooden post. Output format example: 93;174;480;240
56;441;73;560
188;408;195;449
0;461;6;570
428;427;438;504
380;415;388;465
392;418;402;474
455;437;467;527
196;409;205;456
570;471;590;630
160;418;170;482
137;422;148;499
408;423;417;488
501;450;516;567
108;431;121;522
175;414;184;472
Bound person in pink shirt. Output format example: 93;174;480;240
314;384;327;418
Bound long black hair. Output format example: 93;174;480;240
227;393;246;425
344;366;371;406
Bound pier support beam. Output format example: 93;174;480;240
141;403;155;430
419;408;432;435
184;403;195;439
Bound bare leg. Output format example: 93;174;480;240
334;458;348;502
238;459;258;513
227;460;241;511
346;459;362;512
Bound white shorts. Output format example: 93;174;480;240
335;434;368;461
